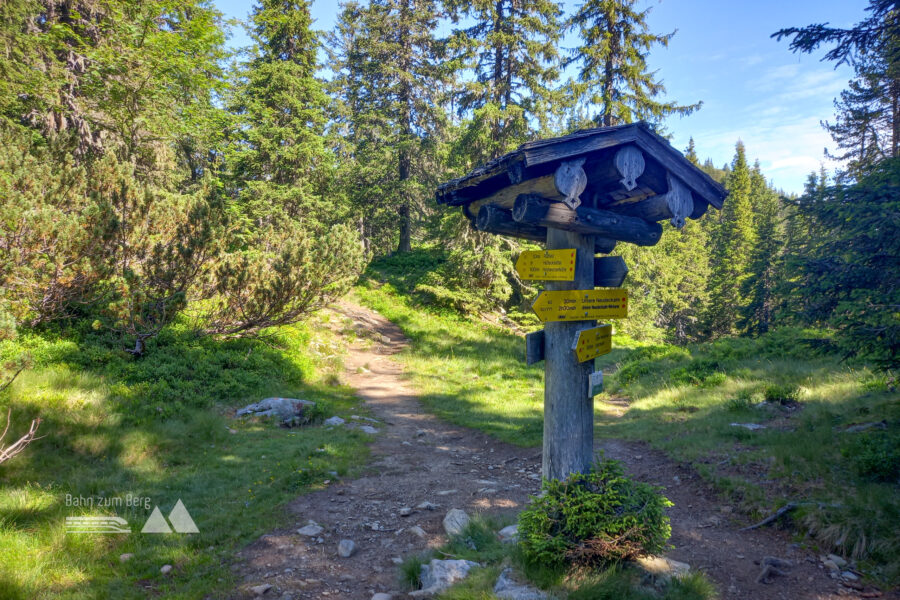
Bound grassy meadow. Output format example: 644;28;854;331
357;250;900;586
0;314;370;599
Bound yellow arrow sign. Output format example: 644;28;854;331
531;289;628;322
515;249;576;281
573;324;612;363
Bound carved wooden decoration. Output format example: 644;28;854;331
614;146;645;191
666;173;694;229
554;158;587;210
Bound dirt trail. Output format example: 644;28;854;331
233;301;884;600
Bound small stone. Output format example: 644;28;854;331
730;422;767;430
391;556;404;565
415;430;427;437
399;507;413;517
251;584;273;596
227;428;238;434
498;525;518;543
119;553;134;563
297;523;324;537
324;416;345;426
371;594;393;600
416;501;438;510
338;539;357;558
436;489;457;496
841;571;858;581
635;556;690;584
442;509;470;536
359;425;378;434
409;526;427;539
380;335;391;344
823;560;840;572
828;554;848;568
528;473;541;480
160;564;173;575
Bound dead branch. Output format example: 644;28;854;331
0;409;43;464
740;502;798;531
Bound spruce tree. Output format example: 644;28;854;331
567;0;700;127
447;0;563;164
705;142;756;337
327;0;448;255
741;162;783;334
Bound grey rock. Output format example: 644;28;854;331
730;422;766;431
409;526;427;539
493;568;548;600
371;594;394;600
823;559;840;572
414;559;479;596
359;425;379;434
297;522;324;537
399;507;413;517
381;335;391;344
236;397;316;420
391;556;404;565
119;553;134;563
324;416;346;426
841;571;858;581
828;554;848;568
435;489;457;496
635;556;690;584
442;509;470;536
250;584;272;596
498;525;518;543
416;501;438;511
338;539;357;558
160;564;173;575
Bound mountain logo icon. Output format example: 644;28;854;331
141;500;199;534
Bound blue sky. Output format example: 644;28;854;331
215;0;865;195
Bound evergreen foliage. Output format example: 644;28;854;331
567;0;701;127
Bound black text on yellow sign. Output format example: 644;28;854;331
531;289;628;322
572;324;613;362
514;249;576;281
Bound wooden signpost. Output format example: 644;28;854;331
436;122;727;482
532;289;627;321
515;249;576;281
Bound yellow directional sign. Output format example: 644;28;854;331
515;249;576;281
531;289;628;322
573;324;612;363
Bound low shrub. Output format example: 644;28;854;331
518;458;672;569
841;430;900;483
669;359;721;386
763;383;801;405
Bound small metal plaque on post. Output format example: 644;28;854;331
588;371;604;397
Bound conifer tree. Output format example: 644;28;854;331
328;0;448;254
684;137;700;165
567;0;700;127
741;162;783;334
447;0;563;164
704;142;756;337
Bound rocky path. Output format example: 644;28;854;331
233;301;888;600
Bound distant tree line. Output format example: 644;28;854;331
0;0;895;364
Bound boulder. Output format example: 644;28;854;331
297;522;324;537
493;568;548;600
236;397;316;422
442;509;470;536
635;555;690;585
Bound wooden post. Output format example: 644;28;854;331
542;227;595;480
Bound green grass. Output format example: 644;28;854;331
0;313;370;599
402;516;715;599
357;251;900;586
